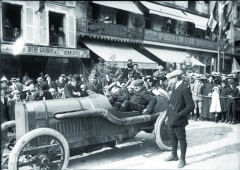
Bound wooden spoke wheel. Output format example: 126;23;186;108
1;121;16;169
154;111;172;151
8;128;69;170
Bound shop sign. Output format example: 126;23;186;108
1;44;90;58
144;29;218;50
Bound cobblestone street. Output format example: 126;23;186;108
68;120;240;169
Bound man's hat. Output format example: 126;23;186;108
1;76;9;83
195;75;202;80
227;74;234;79
133;79;144;86
72;74;81;82
45;74;50;78
23;86;30;92
11;90;20;95
166;70;183;79
10;78;17;82
59;74;65;77
204;73;210;79
37;77;43;81
49;88;56;92
221;79;228;84
200;76;207;80
89;74;99;79
214;72;221;77
146;75;151;79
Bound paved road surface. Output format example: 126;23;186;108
67;120;240;169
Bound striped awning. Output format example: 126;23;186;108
140;1;192;22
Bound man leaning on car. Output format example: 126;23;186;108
119;79;157;114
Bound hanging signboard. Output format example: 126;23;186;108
1;44;90;58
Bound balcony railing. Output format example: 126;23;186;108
77;18;143;40
144;29;218;51
3;28;21;41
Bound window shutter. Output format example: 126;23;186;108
68;15;75;48
39;10;48;45
66;1;75;6
25;7;34;43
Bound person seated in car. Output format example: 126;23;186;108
119;79;157;114
107;82;131;104
64;74;85;98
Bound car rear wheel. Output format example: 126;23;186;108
8;128;69;170
154;111;172;151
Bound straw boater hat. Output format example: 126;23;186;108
1;76;9;83
11;90;20;95
10;78;17;82
37;77;43;81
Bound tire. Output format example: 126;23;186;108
1;121;16;169
154;111;172;151
8;128;70;170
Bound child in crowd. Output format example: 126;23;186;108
210;86;222;123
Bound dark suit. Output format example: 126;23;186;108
85;82;103;94
166;81;194;162
47;81;56;90
119;87;157;114
64;83;84;98
227;86;239;123
1;97;11;123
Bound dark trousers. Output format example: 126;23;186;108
119;100;144;112
169;125;187;161
227;103;237;122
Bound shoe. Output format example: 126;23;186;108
177;159;186;168
220;119;225;122
164;155;179;161
228;121;232;124
231;122;235;125
225;120;228;123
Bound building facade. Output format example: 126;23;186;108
1;1;239;81
1;0;89;81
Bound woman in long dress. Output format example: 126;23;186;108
202;76;216;121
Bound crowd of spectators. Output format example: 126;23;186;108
1;62;240;125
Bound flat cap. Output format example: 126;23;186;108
133;79;144;86
227;74;234;79
204;73;210;79
221;79;228;84
228;79;235;85
72;74;81;82
10;78;17;82
166;70;182;79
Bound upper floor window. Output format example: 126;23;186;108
188;1;196;11
237;6;240;19
49;12;65;47
2;3;22;41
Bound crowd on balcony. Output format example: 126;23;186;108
3;18;20;41
49;24;65;47
2;58;240;125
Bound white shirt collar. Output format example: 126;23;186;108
175;80;183;89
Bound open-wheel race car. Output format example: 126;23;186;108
1;88;171;170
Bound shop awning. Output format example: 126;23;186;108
144;46;206;67
140;1;192;22
184;12;209;30
83;42;158;69
92;1;143;15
